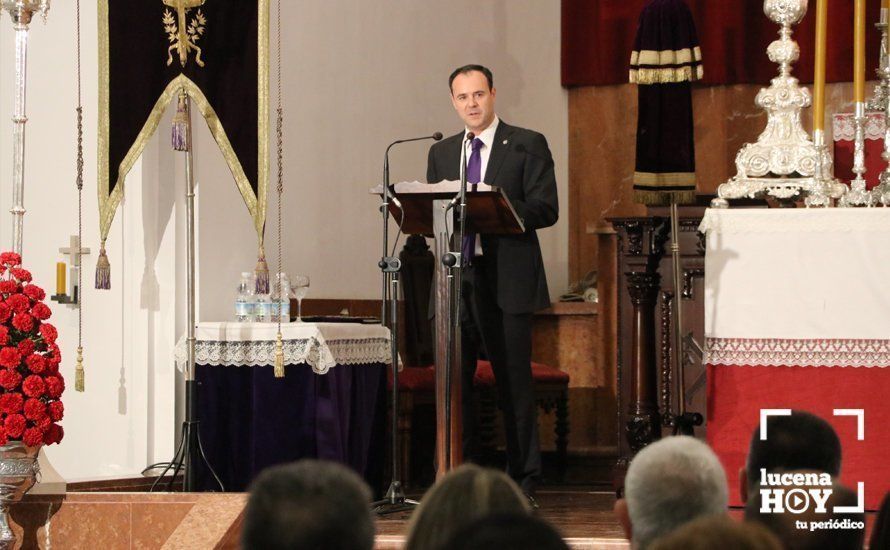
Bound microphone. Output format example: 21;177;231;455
383;132;443;208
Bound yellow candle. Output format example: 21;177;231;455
854;0;866;103
813;0;828;132
56;262;66;295
885;0;889;12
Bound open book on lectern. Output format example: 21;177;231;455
370;180;525;236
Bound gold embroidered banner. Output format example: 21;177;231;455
98;0;269;285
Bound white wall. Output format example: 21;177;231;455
0;0;567;479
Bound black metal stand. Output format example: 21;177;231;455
371;135;440;514
148;380;224;492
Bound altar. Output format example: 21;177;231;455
701;208;890;510
175;322;391;491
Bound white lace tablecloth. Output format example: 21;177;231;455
700;208;890;367
174;322;391;375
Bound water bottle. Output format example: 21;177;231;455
271;273;292;323
235;272;254;322
254;293;271;322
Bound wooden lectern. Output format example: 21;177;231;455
375;180;525;477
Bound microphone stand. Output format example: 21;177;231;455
372;133;440;515
441;132;473;474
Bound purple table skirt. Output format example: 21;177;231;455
194;362;386;492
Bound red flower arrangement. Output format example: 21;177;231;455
0;252;64;447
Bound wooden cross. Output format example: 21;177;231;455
59;235;91;267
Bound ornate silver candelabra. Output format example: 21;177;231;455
870;8;890;206
714;0;841;208
1;0;50;255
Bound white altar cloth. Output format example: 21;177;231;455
175;322;391;374
700;208;890;367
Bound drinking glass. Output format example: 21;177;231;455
291;275;310;322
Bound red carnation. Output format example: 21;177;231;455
0;304;10;324
42;423;63;445
48;401;63;421
24;354;46;374
17;339;34;356
44;375;64;399
12;313;33;333
0;347;20;368
0;426;7;446
23;398;47;422
0;370;21;390
22;285;45;302
39;323;57;344
22;427;43;447
6;294;29;314
22;375;45;398
4;414;25;438
0;327;7;347
0;252;21;267
9;268;31;283
0;281;17;294
0;393;23;414
30;303;51;321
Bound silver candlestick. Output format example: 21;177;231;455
866;9;890;113
1;0;51;256
714;0;838;208
840;102;876;206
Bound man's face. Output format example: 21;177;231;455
450;71;496;134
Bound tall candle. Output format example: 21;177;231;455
813;0;828;134
56;262;66;295
854;0;866;103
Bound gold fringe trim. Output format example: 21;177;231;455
633;171;697;186
75;346;85;392
630;65;703;84
274;333;285;378
631;46;702;67
634;189;697;206
97;0;269;249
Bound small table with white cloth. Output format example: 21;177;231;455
175;321;391;491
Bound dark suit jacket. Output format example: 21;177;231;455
426;120;558;314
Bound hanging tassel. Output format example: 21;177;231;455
171;92;189;151
95;243;110;289
254;246;270;294
75;346;85;392
274;332;285;378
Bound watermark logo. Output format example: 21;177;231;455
757;409;866;532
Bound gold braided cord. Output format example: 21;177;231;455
75;0;85;392
96;0;270;249
273;0;285;378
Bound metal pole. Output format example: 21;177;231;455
670;201;685;418
7;7;33;256
183;92;198;491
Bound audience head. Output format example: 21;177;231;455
442;513;569;550
870;491;890;550
745;478;864;550
743;410;841;502
241;459;374;550
405;463;531;550
614;436;728;550
649;515;782;550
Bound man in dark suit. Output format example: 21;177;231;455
426;64;558;498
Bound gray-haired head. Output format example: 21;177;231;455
625;436;729;549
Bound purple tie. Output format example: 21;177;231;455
462;137;483;265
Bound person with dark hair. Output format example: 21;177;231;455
442;513;569;550
868;491;890;550
745;478;865;550
741;410;842;502
649;515;781;550
405;463;531;550
427;64;558;502
241;460;375;550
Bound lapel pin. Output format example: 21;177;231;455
503;139;509;145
